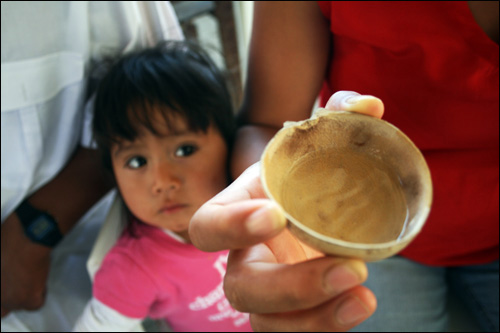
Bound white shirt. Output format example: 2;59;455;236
1;1;183;222
1;2;183;331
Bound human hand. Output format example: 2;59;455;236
324;90;384;119
189;91;384;331
1;212;51;317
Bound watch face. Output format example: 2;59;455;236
28;215;57;239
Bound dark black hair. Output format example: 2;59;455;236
92;40;235;172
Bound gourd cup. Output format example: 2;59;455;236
260;109;433;261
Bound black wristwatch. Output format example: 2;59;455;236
15;199;63;247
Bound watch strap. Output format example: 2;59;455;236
15;200;63;247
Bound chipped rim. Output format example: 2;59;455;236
260;110;433;252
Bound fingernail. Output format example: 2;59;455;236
336;296;370;326
323;265;362;295
341;95;384;118
344;95;381;107
246;203;286;236
344;95;365;104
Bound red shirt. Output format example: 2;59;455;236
318;1;498;266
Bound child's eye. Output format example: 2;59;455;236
126;156;147;169
175;144;198;157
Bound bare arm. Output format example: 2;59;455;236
191;3;384;331
1;146;114;315
193;93;384;331
231;1;331;177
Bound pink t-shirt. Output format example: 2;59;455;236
93;222;252;332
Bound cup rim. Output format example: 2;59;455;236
260;109;433;252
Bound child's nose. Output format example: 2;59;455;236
152;163;181;194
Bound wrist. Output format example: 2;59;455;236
15;199;63;248
25;146;114;235
231;125;278;178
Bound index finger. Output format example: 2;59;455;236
189;163;287;252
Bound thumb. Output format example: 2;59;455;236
189;163;287;252
325;91;384;119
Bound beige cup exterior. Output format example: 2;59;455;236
261;109;433;262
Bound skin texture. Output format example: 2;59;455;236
188;2;389;331
111;111;229;243
190;91;383;332
1;147;114;316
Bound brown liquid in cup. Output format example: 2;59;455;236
281;149;408;244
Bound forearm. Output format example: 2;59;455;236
0;146;114;314
230;125;279;178
27;146;114;234
231;2;330;179
238;2;330;127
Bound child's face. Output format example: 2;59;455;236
111;112;228;241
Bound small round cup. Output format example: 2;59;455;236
260;109;432;261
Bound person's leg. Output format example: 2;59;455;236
350;256;448;332
447;260;499;332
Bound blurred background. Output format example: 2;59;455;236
171;1;254;110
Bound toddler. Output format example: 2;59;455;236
73;41;251;332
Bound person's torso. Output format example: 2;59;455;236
94;223;252;331
318;1;499;266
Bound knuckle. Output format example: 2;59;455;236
223;272;247;312
249;314;266;332
283;267;324;307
